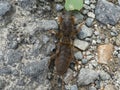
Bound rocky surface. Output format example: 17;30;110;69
0;0;120;90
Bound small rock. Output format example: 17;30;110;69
73;12;84;24
119;0;120;6
87;12;95;18
5;49;23;65
78;25;93;39
0;50;4;61
77;68;99;86
98;44;113;64
82;58;88;64
85;18;94;27
0;67;11;75
18;0;36;10
0;79;6;89
115;34;120;46
7;41;18;49
89;86;96;90
42;35;49;44
39;20;58;30
95;0;120;25
0;1;11;16
17;79;25;86
74;51;83;60
90;4;95;9
74;39;89;50
82;9;89;15
104;84;116;90
85;0;90;5
70;85;78;90
118;54;120;59
98;70;111;80
56;4;64;11
110;29;118;37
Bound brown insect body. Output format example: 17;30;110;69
49;12;77;75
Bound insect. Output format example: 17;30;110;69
48;12;82;90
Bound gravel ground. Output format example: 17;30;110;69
0;0;120;90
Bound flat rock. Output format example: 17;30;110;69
22;57;48;83
98;44;113;64
98;70;111;80
78;25;93;39
0;67;11;75
0;1;11;16
77;68;99;86
4;49;23;65
95;0;120;25
39;20;58;30
74;39;89;50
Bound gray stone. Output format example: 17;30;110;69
77;68;99;86
22;57;48;78
119;0;120;6
74;39;89;50
0;79;6;89
82;9;89;15
82;58;88;64
0;50;4;61
17;79;25;86
74;51;83;60
39;20;58;30
73;12;84;24
85;0;90;5
42;35;49;44
0;67;11;75
89;86;96;90
18;0;36;10
87;12;95;18
56;4;64;11
110;29;118;37
118;54;120;59
78;25;93;39
5;49;23;65
98;70;111;80
90;4;95;9
7;41;18;49
85;18;94;27
0;1;11;16
70;85;78;90
116;34;120;46
95;0;120;25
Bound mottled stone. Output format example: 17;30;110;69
98;70;111;80
56;4;64;11
85;18;94;27
74;39;89;50
78;25;93;39
0;67;11;75
77;68;99;86
98;44;113;64
74;51;83;60
39;20;58;30
0;79;6;90
95;0;120;25
0;1;11;16
22;57;48;84
5;49;23;65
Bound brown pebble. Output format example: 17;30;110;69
104;84;116;90
98;44;113;64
